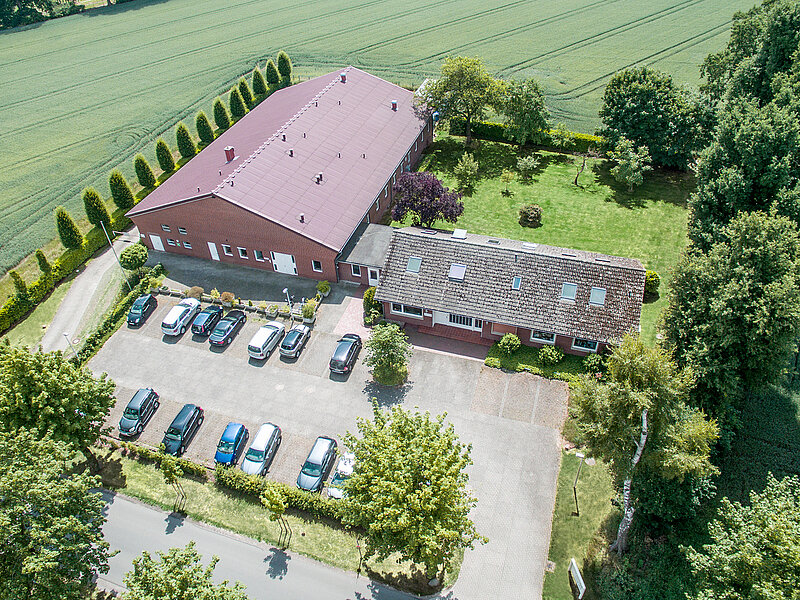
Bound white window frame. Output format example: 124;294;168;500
561;282;577;301
221;244;233;256
166;238;177;246
392;174;396;184
178;227;187;235
161;224;171;232
238;247;248;259
391;303;423;319
572;337;599;353
589;287;607;306
448;313;482;331
384;186;388;198
375;198;380;211
312;260;323;273
183;241;192;249
406;256;422;273
254;250;264;262
351;264;361;277
530;330;556;345
512;276;522;290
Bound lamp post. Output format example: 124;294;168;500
573;452;585;517
100;220;133;292
282;287;291;308
63;332;79;359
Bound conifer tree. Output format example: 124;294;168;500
134;154;156;189
10;271;27;298
108;170;135;210
213;97;231;130
55;206;84;250
277;51;292;84
229;87;246;120
252;66;267;97
82;187;111;228
155;138;176;173
265;59;280;86
175;122;196;159
195;111;214;146
35;249;51;275
238;77;254;108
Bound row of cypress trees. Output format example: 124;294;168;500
54;51;294;251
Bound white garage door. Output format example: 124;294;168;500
149;235;165;252
271;252;297;275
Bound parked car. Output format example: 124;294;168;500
329;333;362;374
240;422;282;475
127;294;156;326
247;321;285;360
297;436;337;492
118;388;159;437
279;323;311;358
327;452;355;499
161;298;201;336
191;305;223;336
161;403;204;456
209;310;247;346
214;422;249;466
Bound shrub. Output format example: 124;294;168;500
55;206;84;250
363;286;380;314
498;333;521;356
316;280;330;295
35;249;52;275
213;97;231;130
448;117;604;153
134;154;157;189
276;51;292;83
517;154;540;181
186;286;204;299
302;299;317;319
238;78;254;108
645;270;660;295
209;288;220;299
82;187;111;227
119;243;148;271
108;170;135;210
121;441;207;480
195;111;214;147
519;204;543;228
252;67;267;97
220;291;235;303
453;151;479;192
583;352;605;373
175;122;196;159
155;138;175;173
229;88;246;121
538;344;563;366
265;59;280;86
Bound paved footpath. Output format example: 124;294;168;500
101;492;420;600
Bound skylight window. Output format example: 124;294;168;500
512;276;522;290
452;229;467;239
406;256;422;273
449;263;467;280
589;287;607;306
561;282;577;301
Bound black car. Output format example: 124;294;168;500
209;310;247;346
118;388;159;437
162;403;204;456
191;305;223;336
127;294;156;326
329;333;362;374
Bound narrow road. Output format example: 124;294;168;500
100;492;420;600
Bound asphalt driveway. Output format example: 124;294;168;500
90;293;567;600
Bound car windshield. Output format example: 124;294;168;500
330;471;349;487
301;460;322;477
217;440;235;453
164;428;181;441
123;407;139;419
245;448;265;462
130;305;143;314
212;322;230;335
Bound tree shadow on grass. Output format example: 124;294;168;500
74;447;127;489
592;162;647;209
362;563;443;597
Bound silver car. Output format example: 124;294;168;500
161;298;201;336
240;423;282;475
279;323;311;358
247;321;285;360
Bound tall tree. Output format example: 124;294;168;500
686;474;800;600
391;171;464;228
133;154;156;189
195;110;214;146
662;211;800;435
264;59;280;86
229;87;247;121
108;169;135;210
276;50;292;84
608;136;652;192
421;56;500;145
571;334;718;554
0;429;110;600
155;138;175;173
34;249;51;275
238;77;254;108
175;121;196;160
81;187;110;228
213;97;231;130
0;342;116;453
598;66;712;169
252;66;267;97
496;78;549;145
9;271;27;300
342;402;486;578
363;323;413;385
123;542;250;600
54;206;83;250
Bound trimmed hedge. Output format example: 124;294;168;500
448;117;604;153
120;441;208;480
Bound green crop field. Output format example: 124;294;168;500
0;0;751;272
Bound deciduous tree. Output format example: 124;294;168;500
0;0;55;29
342;402;486;578
119;242;148;272
496;78;549;145
134;154;156;188
82;187;110;228
391;171;464;227
608;136;652;192
276;50;292;83
229;87;247;121
54;206;83;249
195;110;214;146
453;151;479;192
213;97;231;130
108;169;135;210
155;138;175;173
175;121;196;159
363;323;412;385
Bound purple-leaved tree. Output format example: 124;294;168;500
391;172;464;228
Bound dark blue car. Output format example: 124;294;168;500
191;305;223;336
214;422;249;466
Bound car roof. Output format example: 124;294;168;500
200;305;222;314
251;423;278;450
342;333;360;341
332;340;353;361
250;324;279;345
222;422;244;440
225;309;245;318
171;403;198;428
127;388;152;409
290;324;310;333
308;436;336;463
178;298;200;307
133;295;151;305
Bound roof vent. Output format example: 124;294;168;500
522;242;538;250
299;213;305;223
595;256;611;263
421;229;436;235
391;100;398;111
487;239;501;245
197;187;200;192
303;132;306;138
289;148;294;157
452;229;467;239
316;172;323;184
224;146;235;162
562;251;577;257
448;263;467;281
315;101;318;107
218;170;222;176
340;72;346;83
281;133;286;142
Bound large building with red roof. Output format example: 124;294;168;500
127;67;432;283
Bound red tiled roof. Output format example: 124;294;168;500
128;67;427;251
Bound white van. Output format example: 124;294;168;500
247;321;285;359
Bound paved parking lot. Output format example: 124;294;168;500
91;292;567;600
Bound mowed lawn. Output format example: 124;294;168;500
0;0;750;273
404;137;690;344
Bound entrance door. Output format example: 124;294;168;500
149;235;165;252
271;252;297;275
368;268;380;286
207;242;220;261
432;310;449;326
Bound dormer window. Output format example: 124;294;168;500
406;256;422;273
589;287;607;306
561;282;577;301
512;276;522;290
